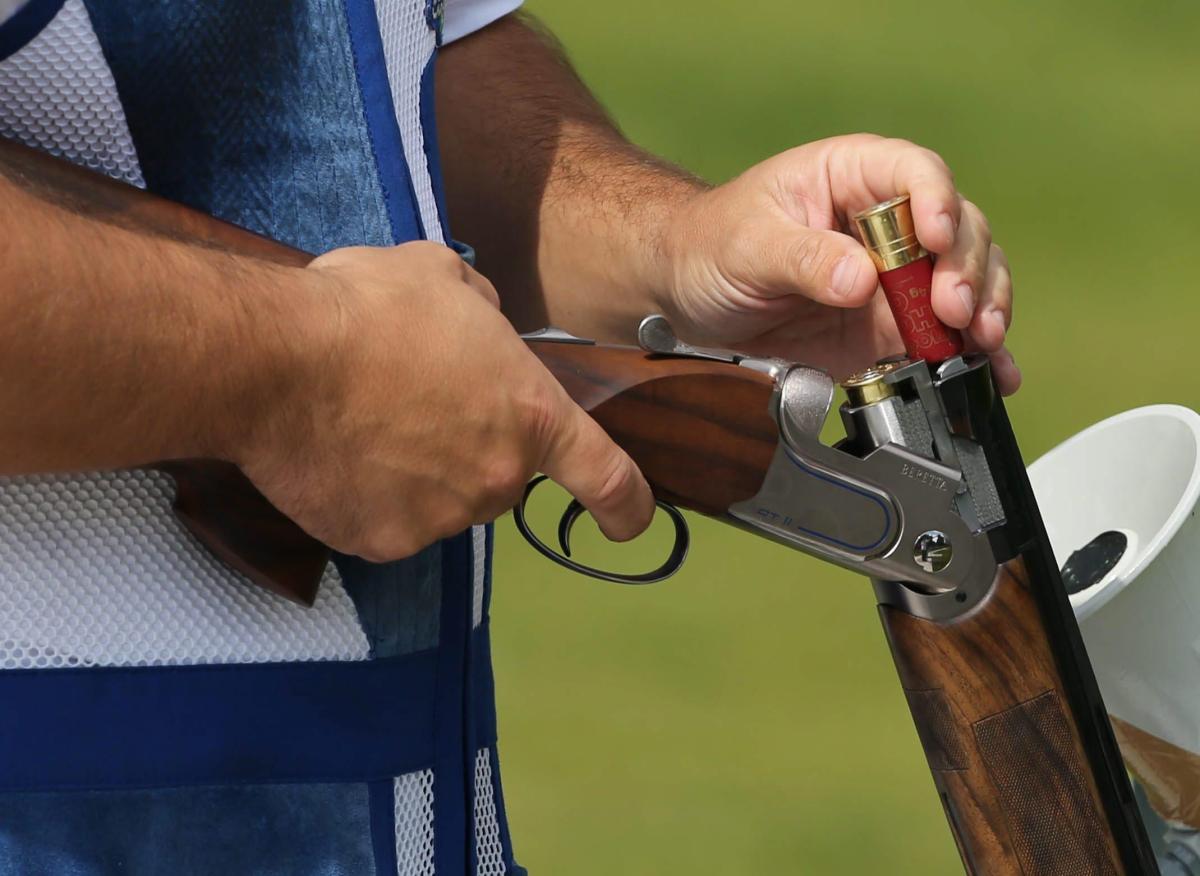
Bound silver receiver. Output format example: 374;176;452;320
725;353;1002;619
520;316;1008;620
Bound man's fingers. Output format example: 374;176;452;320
539;401;655;542
966;244;1012;352
838;137;961;254
988;346;1022;396
929;199;992;331
846;143;1010;346
745;220;878;307
907;171;961;255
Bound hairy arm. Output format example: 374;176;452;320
436;14;1019;392
0;140;652;551
435;13;706;342
0;146;323;474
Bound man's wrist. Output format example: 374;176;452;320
201;261;345;469
637;175;709;321
541;153;708;342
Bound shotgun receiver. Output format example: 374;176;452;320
1;138;1160;874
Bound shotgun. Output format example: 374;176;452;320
0;138;1160;874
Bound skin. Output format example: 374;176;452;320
439;16;1017;387
0;12;1015;560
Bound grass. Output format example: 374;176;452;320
489;2;1200;872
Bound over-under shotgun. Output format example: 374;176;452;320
0;138;1159;874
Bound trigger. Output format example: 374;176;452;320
557;500;587;558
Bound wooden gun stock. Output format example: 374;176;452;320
178;336;789;602
527;341;778;514
153;459;331;606
165;344;783;606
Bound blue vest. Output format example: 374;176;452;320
0;2;521;874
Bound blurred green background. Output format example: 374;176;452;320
489;1;1200;873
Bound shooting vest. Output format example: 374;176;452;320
0;2;523;874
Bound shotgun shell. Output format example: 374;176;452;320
841;360;906;407
853;196;965;363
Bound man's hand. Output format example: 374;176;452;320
657;134;1019;393
0;141;653;564
439;23;1017;395
232;242;655;562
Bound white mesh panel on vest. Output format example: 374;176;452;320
0;3;367;667
375;0;444;243
0;471;369;667
0;0;144;186
474;748;506;875
394;768;436;876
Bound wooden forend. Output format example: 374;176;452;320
880;557;1125;875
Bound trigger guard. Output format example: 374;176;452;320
513;475;690;585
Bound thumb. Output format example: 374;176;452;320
538;397;655;543
747;224;878;308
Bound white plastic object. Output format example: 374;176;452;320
1029;404;1200;825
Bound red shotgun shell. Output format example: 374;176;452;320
877;255;964;362
853;196;964;363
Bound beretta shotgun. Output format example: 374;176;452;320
0;137;1160;874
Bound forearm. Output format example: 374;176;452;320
0;144;320;474
436;14;705;342
0;139;657;561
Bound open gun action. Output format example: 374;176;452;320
0;138;1161;875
